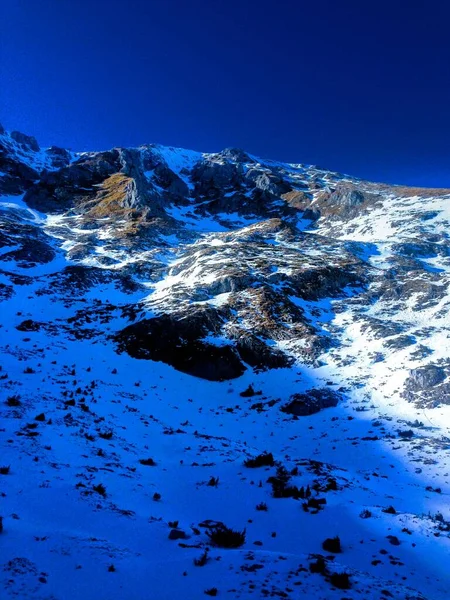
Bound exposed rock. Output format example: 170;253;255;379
218;147;252;163
245;168;291;197
406;365;446;391
330;184;365;209
0;132;40;194
10;130;40;152
23;150;122;213
0;282;14;301
288;262;365;301
45;146;72;169
281;388;341;416
192;157;244;196
0;238;55;267
115;310;247;381
168;529;188;540
281;190;312;210
16;320;43;332
384;335;416;350
233;330;292;371
403;365;450;407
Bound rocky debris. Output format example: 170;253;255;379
288;262;365;301
322;536;342;553
360;318;405;339
0;282;14;301
0;213;57;267
410;345;433;360
226;286;313;342
231;328;293;371
281;388;341;416
392;240;442;258
239;384;262;398
375;270;448;308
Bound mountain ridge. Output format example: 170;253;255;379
1;124;450;599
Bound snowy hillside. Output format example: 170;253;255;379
1;125;450;599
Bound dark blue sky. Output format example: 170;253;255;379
2;0;450;186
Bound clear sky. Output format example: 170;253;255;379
1;0;450;186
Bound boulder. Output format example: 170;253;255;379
168;529;187;540
281;388;341;416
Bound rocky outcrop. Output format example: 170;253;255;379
403;365;450;407
0;136;39;194
407;365;446;389
281;388;341;416
115;310;247;381
23;150;122;213
192;157;244;197
288;262;366;301
10;131;40;152
245;168;291;197
45;146;72;169
329;184;366;209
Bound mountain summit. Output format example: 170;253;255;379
1;125;450;599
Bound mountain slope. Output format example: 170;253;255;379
1;125;450;599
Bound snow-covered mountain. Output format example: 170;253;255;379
1;125;450;599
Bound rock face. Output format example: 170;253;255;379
23;150;122;213
330;184;366;209
0;127;72;195
10;131;40;152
